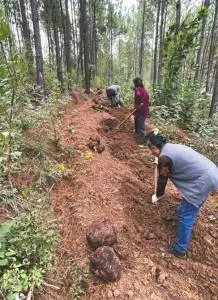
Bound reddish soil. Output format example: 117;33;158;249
26;96;218;299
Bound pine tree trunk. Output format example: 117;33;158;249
79;0;84;75
206;0;218;91
91;0;97;77
175;0;181;33
71;0;79;71
199;29;210;79
59;0;72;86
19;0;34;78
194;0;210;82
139;0;146;77
79;0;90;93
51;0;63;88
69;0;75;64
209;58;218;118
157;0;166;87
64;0;73;75
47;26;55;65
153;0;161;89
109;4;113;83
14;2;22;53
30;0;44;86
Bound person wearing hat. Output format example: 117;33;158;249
147;134;218;257
133;77;150;143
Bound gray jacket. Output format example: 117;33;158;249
106;85;124;107
160;143;218;207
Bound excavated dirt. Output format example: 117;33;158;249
33;97;218;300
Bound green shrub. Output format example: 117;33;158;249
0;213;58;299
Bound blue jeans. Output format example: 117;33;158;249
135;116;147;141
174;199;203;254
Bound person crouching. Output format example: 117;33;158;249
106;85;124;107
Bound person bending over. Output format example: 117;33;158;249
147;134;218;257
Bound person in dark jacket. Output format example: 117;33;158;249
133;77;150;143
147;133;218;257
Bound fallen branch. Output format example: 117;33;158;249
42;281;60;290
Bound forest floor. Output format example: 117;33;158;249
5;91;218;300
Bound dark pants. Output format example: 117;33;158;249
135;116;147;141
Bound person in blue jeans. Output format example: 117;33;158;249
147;133;218;257
133;77;150;143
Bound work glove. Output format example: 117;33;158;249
152;194;164;204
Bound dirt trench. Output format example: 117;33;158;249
38;98;218;300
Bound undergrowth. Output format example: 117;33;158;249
0;213;58;299
152;105;218;165
0;84;70;298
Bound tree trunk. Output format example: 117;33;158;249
79;0;84;75
199;29;210;79
30;0;44;86
209;58;218;118
90;0;97;77
194;0;210;82
51;0;63;88
47;26;55;65
153;0;161;89
64;0;73;75
157;0;166;87
59;0;72;87
19;0;34;78
139;0;146;77
70;0;79;72
14;2;22;53
79;0;90;93
109;3;113;83
206;0;218;91
175;0;181;34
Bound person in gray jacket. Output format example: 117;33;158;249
106;85;124;107
147;133;218;257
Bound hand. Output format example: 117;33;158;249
153;157;158;165
152;194;164;204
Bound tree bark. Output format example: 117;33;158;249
153;0;161;89
51;0;63;88
199;28;210;80
90;0;97;77
139;0;146;77
109;2;113;83
209;58;218;118
157;0;167;87
79;0;91;93
62;0;73;76
175;0;181;34
194;0;210;82
19;0;34;78
70;0;79;72
30;0;44;86
14;2;22;53
206;0;218;91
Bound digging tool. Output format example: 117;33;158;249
152;156;159;204
115;107;137;130
115;102;146;130
151;128;162;204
